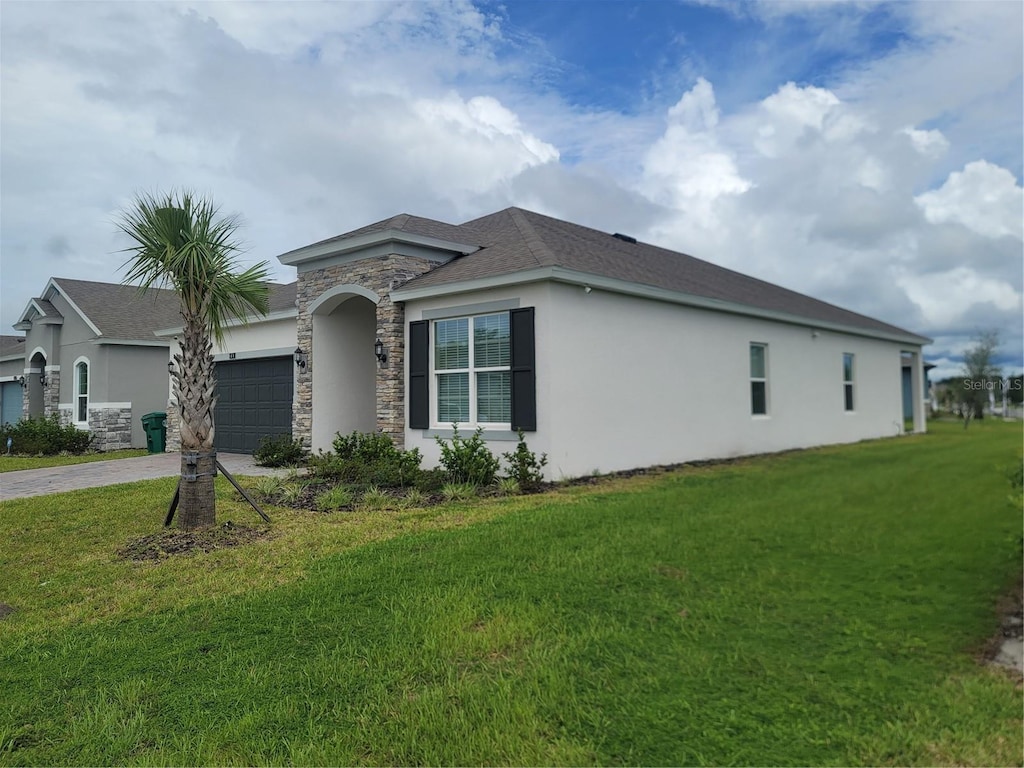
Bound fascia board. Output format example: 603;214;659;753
96;339;172;348
392;267;932;347
278;229;479;267
153;307;297;338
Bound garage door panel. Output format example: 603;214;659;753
214;357;293;454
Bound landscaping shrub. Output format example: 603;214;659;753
501;430;548;491
0;414;93;455
436;426;499;486
307;431;423;490
253;435;307;467
441;482;478;502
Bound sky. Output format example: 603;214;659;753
1;0;1021;380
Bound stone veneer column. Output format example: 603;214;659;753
43;371;60;418
293;253;436;450
165;399;182;452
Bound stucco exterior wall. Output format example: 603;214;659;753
404;281;921;480
211;317;297;357
403;282;555;471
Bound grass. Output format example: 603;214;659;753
0;421;1021;765
0;449;149;472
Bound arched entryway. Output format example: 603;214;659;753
309;286;378;452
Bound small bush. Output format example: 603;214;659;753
501;430;548;491
361;485;392;509
253;435;307;467
311;432;423;489
436;426;499;486
497;477;521;496
442;482;478;502
400;488;425;508
315;485;353;512
0;414;93;456
251;476;284;502
414;468;446;493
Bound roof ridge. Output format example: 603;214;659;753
506;208;555;267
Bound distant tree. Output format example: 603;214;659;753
1008;374;1024;406
118;191;269;529
958;331;1001;428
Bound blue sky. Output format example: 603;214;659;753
1;0;1021;378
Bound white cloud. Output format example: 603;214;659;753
914;160;1023;240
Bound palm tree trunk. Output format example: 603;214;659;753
174;310;219;530
178;450;217;530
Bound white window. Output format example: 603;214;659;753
843;353;855;412
750;343;768;416
433;312;511;426
75;359;89;424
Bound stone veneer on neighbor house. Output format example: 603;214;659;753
294;253;437;449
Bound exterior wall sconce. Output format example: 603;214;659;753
374;339;387;365
294;347;308;370
17;375;25;388
39;372;48;387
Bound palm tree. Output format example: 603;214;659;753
117;191;269;530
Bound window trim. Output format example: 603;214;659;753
843;352;855;412
73;356;90;427
750;342;769;417
431;312;512;429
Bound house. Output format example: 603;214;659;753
209;206;929;479
7;277;297;453
10;279;182;449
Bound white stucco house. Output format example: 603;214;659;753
212;206;929;479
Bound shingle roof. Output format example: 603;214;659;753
0;335;26;358
387;207;926;342
48;278;297;340
278;214;474;261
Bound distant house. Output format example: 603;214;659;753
8;278;297;452
207;206;929;478
10;279;181;449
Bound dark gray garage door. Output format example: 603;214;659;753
214;357;293;453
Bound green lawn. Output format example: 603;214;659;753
0;449;149;472
1;421;1021;766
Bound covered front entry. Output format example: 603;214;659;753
214;356;293;453
310;288;377;451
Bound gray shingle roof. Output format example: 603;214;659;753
0;335;26;358
388;207;926;342
278;214;474;261
49;278;297;340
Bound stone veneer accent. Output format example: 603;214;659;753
295;253;437;449
88;406;134;451
165;399;181;452
58;404;134;452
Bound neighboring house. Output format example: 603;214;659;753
11;278;182;449
237;206;932;479
0;335;28;425
8;277;297;453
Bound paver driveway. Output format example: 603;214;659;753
0;452;288;501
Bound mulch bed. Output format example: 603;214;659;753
118;521;273;561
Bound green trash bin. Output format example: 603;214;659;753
141;412;167;454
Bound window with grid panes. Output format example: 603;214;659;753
434;313;511;425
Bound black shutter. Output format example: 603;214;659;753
409;320;429;429
509;307;536;431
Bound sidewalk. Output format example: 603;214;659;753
0;452;289;501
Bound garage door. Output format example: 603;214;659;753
214;357;293;453
1;381;23;425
